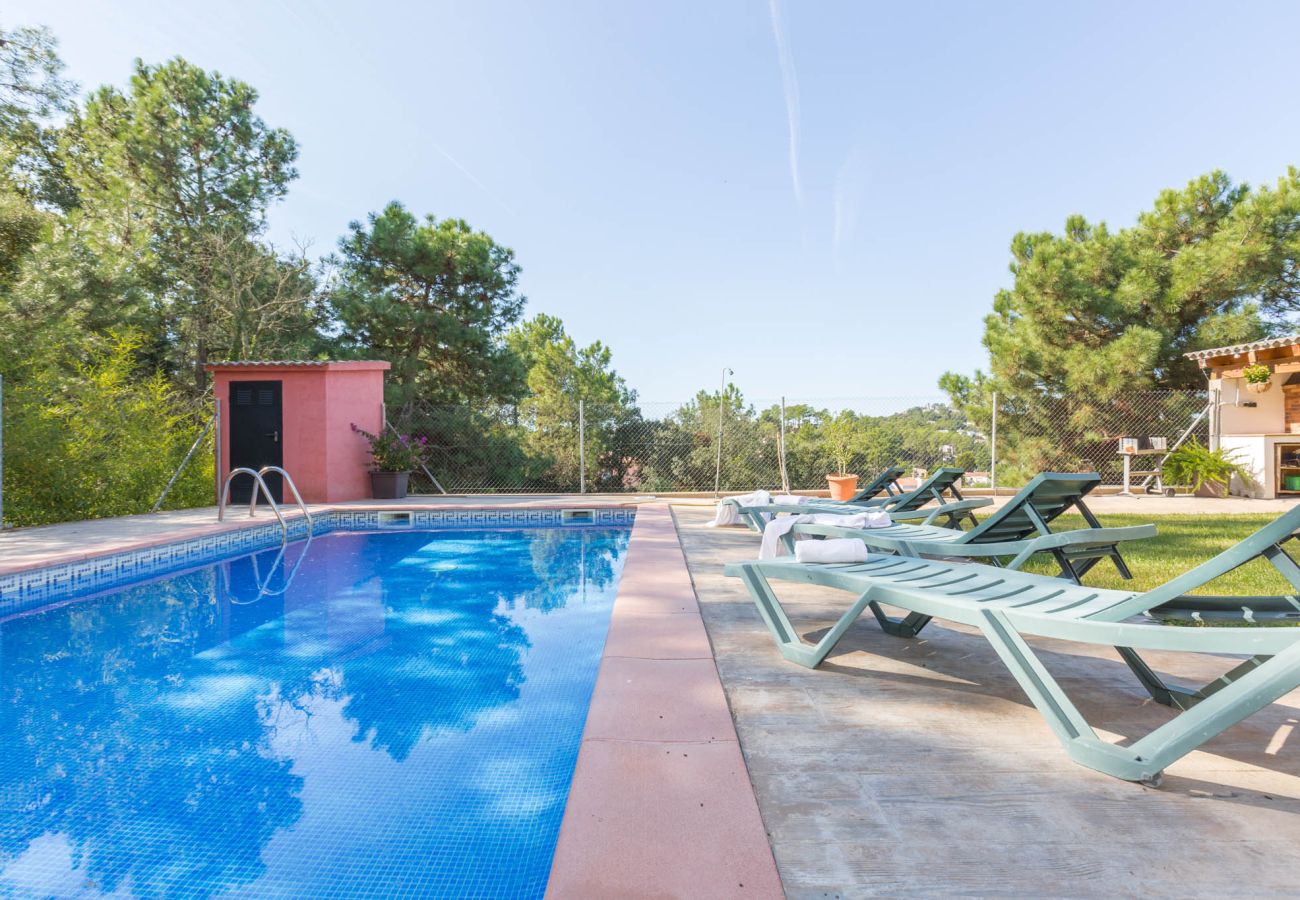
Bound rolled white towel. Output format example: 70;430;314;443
774;494;816;505
830;510;892;529
794;538;869;564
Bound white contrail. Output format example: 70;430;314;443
427;141;519;217
768;0;802;206
833;145;867;259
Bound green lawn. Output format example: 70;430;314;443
1020;513;1294;596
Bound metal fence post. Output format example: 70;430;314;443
714;368;732;497
212;397;222;508
990;390;998;496
0;373;5;528
779;396;790;493
578;398;586;494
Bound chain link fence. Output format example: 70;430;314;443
991;390;1210;489
388;391;1210;495
0;385;1215;524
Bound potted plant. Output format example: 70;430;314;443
1243;363;1272;394
1161;439;1249;498
821;412;862;501
352;424;426;499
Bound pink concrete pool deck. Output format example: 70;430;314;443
545;504;782;898
0;497;784;898
0;494;653;575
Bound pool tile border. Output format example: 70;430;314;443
0;506;635;616
545;504;783;898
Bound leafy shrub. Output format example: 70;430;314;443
2;332;213;526
1161;439;1249;493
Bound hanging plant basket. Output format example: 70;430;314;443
1243;363;1272;393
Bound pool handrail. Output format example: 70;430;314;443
218;467;289;545
257;465;314;537
217;466;314;546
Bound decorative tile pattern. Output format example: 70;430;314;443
0;507;636;616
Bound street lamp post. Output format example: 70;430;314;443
714;367;733;497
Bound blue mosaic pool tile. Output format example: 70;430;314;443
0;526;632;898
0;507;635;618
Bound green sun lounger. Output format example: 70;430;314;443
838;465;908;503
726;467;984;533
725;506;1300;783
784;473;1153;584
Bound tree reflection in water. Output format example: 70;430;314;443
0;526;628;897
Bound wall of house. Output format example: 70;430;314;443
1217;373;1287;435
1220;434;1268;497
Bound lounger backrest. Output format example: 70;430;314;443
1101;502;1300;620
889;467;966;513
963;473;1101;544
848;466;907;503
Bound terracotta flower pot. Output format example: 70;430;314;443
371;471;410;499
826;474;860;501
1194;480;1227;499
1246;380;1272;394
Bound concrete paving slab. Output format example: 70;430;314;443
544;739;785;900
601;609;713;659
672;502;1300;897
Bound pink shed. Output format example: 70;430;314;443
206;361;391;503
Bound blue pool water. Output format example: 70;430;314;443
0;526;631;898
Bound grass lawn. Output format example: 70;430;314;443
1020;513;1294;597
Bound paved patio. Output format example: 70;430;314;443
672;504;1300;897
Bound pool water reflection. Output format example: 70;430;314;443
0;526;630;899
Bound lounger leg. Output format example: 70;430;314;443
1050;549;1085;585
1116;647;1271;710
983;609;1300;782
1109;548;1134;579
736;566;879;668
867;602;932;638
1127;641;1300;777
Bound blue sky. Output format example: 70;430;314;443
15;1;1300;407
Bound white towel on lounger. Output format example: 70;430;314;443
708;490;771;527
708;492;816;527
795;538;869;564
758;510;892;559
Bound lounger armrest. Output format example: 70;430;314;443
991;607;1300;655
888;498;991;525
1001;524;1156;568
762;503;877;517
883;524;1156;566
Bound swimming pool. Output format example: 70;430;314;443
0;523;631;898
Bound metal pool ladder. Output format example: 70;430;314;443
218;466;314;545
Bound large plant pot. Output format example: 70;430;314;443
371;471;410;500
1247;380;1272;394
1194;480;1227;499
826;474;860;501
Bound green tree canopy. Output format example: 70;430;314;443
0;23;77;209
58;56;302;389
942;168;1300;480
942;169;1300;411
328;201;526;411
506;313;635;488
